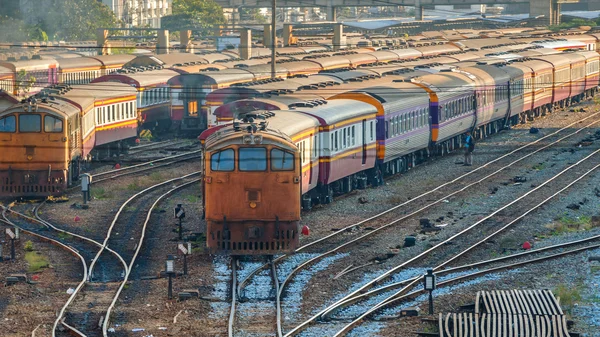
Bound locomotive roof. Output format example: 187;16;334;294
0;90;19;112
0;97;80;119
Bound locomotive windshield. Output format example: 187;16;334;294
44;116;63;133
239;148;267;171
0;115;16;132
211;148;234;171
19;114;41;132
271;149;294;171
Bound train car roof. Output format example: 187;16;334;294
199;53;236;64
413;44;461;57
288;75;342;87
89;54;136;66
0;65;11;77
246;64;289;79
369;50;400;62
0;58;58;71
277;60;323;75
304;56;351;70
386;48;423;60
495;64;526;79
92;69;180;88
57;57;103;70
531;40;586;50
341;53;378;67
0;90;19;112
412;72;477;101
320;69;380;81
573;50;600;60
125;53;209;68
511;59;552;72
264;110;322;138
176;68;256;86
534;54;582;68
290;99;377;126
40;53;83;59
351;82;430;106
47;82;137;112
457;65;510;85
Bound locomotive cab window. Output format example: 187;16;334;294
239;148;267;171
271;149;294;171
19;114;41;132
210;148;234;171
0;115;16;132
44;116;63;133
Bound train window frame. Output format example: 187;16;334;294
239;147;267;171
19;114;41;133
210;148;235;171
0;115;16;133
44;115;63;133
271;148;294;171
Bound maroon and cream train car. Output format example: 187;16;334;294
92;69;178;129
579;51;600;97
56;83;138;159
512;58;554;116
292;99;378;205
533;54;584;108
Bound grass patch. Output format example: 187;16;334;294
25;251;49;273
127;180;140;191
532;163;545;171
57;232;73;240
555;283;582;315
24;240;34;252
92;188;112;199
591;266;600;273
149;172;163;181
547;215;592;235
185;194;199;203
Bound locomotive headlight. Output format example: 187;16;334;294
243;135;253;144
253;135;263;144
249;201;257;208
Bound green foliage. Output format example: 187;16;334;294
25;251;49;273
92;188;112;199
240;8;268;24
547;215;592;235
532;163;545;171
24;240;34;252
57;232;73;240
549;18;599;32
185;194;199;203
162;0;226;37
0;0;120;42
149;172;163;181
555;283;581;314
127;181;140;191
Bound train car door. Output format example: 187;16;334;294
362;120;367;165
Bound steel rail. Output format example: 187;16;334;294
126;139;184;155
88;171;201;278
0;206;88;337
330;154;600;336
277;117;600;305
102;179;200;336
91;155;201;184
90;149;201;179
272;257;283;337
285;148;600;336
332;232;600;306
239;112;600;296
229;257;238;337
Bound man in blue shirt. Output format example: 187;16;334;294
464;131;474;166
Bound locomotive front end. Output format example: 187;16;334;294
0;98;70;197
202;113;301;255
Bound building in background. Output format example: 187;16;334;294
102;0;173;27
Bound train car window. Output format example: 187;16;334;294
112;105;116;121
370;121;374;141
44;116;63;133
335;131;339;150
0;115;16;132
271;149;294;171
19;114;41;132
313;135;318;158
343;128;347;148
239;148;267;171
351;126;355;145
331;134;334;151
210;149;234;171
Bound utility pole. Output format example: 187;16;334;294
271;0;277;79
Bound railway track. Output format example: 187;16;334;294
284;147;600;336
126;139;190;155
238;112;600;323
27;172;201;337
229;256;282;337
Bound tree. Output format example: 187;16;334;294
161;0;226;37
16;69;36;97
41;0;121;40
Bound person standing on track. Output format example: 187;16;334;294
464;131;474;166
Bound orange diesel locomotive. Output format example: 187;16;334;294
201;112;303;255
